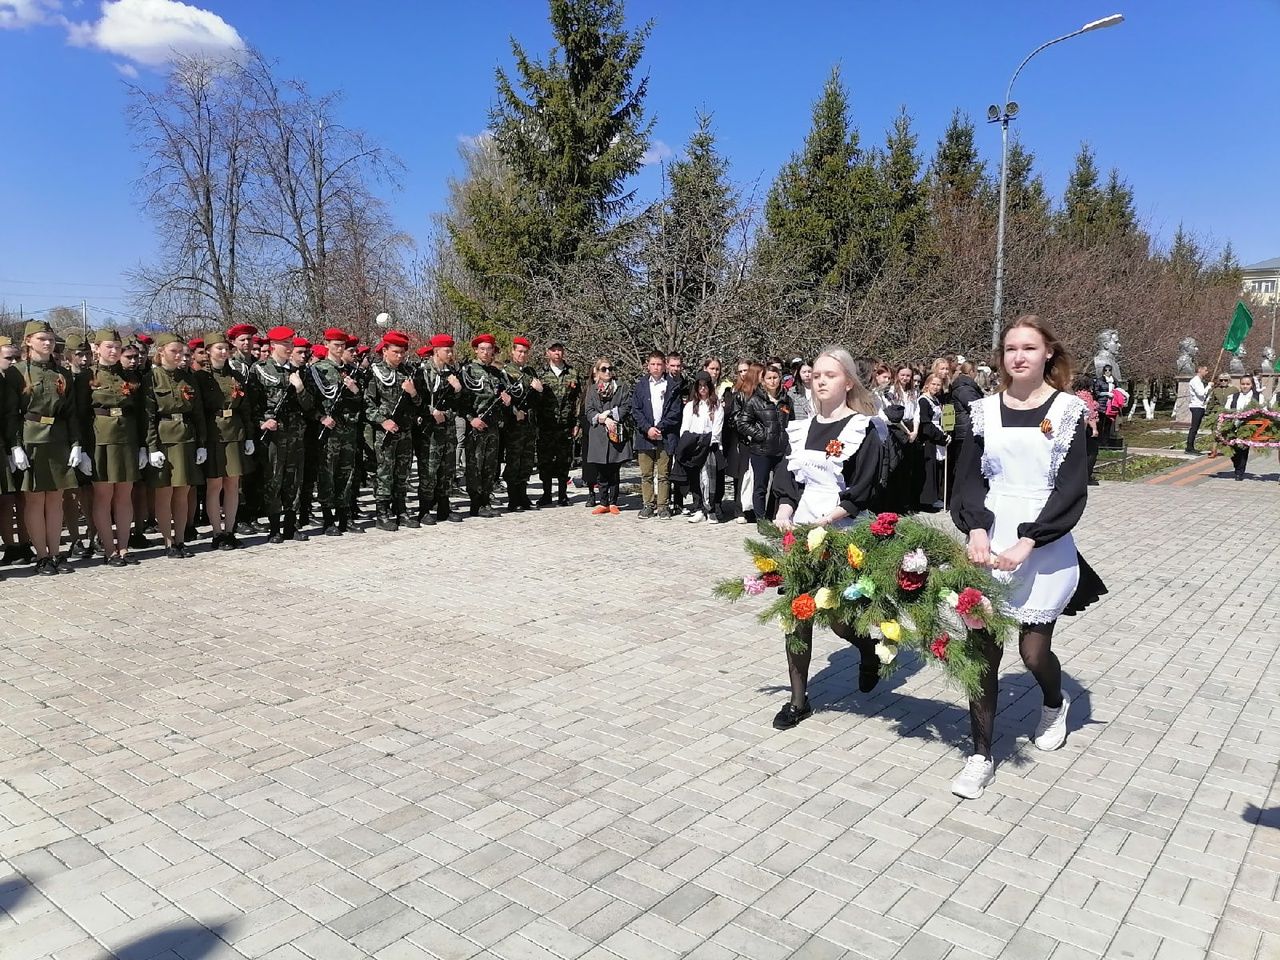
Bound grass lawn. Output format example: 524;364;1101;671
1095;450;1185;481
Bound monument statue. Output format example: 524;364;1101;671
1092;328;1123;383
1174;337;1199;375
1227;345;1246;376
1261;345;1276;373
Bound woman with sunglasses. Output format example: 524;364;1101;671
583;358;631;514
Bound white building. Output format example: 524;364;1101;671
1242;256;1280;302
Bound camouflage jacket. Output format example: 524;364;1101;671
309;358;364;427
251;357;314;427
364;360;420;431
534;363;582;427
416;361;465;419
461;361;509;426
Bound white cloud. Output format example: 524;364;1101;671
114;59;137;76
0;0;61;29
641;139;673;166
457;129;493;148
67;0;244;65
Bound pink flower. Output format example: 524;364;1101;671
743;576;766;596
781;530;796;553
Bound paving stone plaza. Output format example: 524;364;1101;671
2;476;1278;960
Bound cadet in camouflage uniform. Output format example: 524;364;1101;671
251;325;314;543
535;340;583;506
364;330;421;531
227;324;263;533
62;333;96;558
350;343;373;520
412;334;464;524
310;328;364;536
461;333;511;518
502;336;540;511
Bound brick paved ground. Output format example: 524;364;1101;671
1;474;1278;960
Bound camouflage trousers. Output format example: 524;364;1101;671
464;424;501;508
317;423;358;513
262;420;304;516
537;422;575;481
414;419;456;515
502;418;536;486
374;427;413;511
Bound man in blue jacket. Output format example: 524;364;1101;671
632;350;682;519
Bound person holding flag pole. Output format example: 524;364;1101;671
1206;301;1253;460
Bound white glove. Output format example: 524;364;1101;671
195;447;208;466
68;444;83;468
77;452;93;476
149;451;166;470
138;448;149;470
243;438;255;456
10;446;29;471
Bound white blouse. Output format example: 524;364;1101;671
680;400;723;446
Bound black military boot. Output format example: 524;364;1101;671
376;502;398;532
321;508;342;536
284;513;309;542
128;528;149;550
267;515;285;544
536;479;553;507
557;477;569;507
585;486;597;509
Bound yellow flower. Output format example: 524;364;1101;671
807;528;827;552
875;641;897;665
846;544;864;568
814;587;838;610
879;620;902;643
753;556;778;574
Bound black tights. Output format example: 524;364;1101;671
786;620;875;707
970;621;1062;758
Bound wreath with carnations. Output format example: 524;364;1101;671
713;513;1019;698
1214;408;1280;449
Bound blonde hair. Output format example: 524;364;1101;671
815;346;876;416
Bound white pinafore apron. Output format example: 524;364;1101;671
972;392;1084;624
786;414;872;528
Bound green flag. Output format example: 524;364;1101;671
1222;301;1253;352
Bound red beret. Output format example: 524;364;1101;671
323;327;348;343
430;334;454;350
267;325;295;343
227;323;257;338
312;344;329;360
357;345;370;355
136;334;153;345
512;336;531;348
187;338;204;349
382;331;410;350
471;334;496;349
252;336;268;346
346;335;359;348
416;345;432;358
292;336;310;348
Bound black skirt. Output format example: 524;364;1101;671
1061;553;1108;617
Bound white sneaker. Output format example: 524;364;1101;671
687;512;704;523
707;514;722;525
951;755;994;799
734;516;748;525
681;507;695;517
1033;694;1070;751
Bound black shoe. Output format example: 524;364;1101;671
1087;478;1100;487
37;557;58;576
859;657;881;693
105;553;127;568
772;700;812;730
638;506;654;519
175;544;195;558
208;533;225;550
143;521;158;534
128;532;150;549
442;511;463;523
419;514;437;526
218;534;238;551
53;554;74;574
68;539;87;559
376;518;398;532
14;543;36;565
0;545;15;567
477;506;499;519
656;508;672;520
291;530;309;542
323;525;343;537
234;521;256;536
183;525;198;542
398;515;421;529
267;532;285;544
120;552;140;565
536;494;554;507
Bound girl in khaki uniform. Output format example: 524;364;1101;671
13;321;90;574
88;328;147;566
145;333;207;558
196;332;255;549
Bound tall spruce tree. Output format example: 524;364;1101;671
876;107;927;269
930;109;987;205
1002;136;1050;221
448;0;653;330
760;66;867;302
1060;143;1106;245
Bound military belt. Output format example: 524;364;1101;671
93;406;123;418
24;414;56;425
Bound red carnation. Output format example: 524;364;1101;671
897;569;926;592
781;530;796;553
791;594;817;620
930;634;950;659
762;572;783;588
956;588;984;616
870;512;899;537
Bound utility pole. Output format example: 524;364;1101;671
82;300;88;338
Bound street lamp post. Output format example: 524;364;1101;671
989;14;1124;350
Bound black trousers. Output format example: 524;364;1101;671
1231;446;1249;478
1185;408;1205;452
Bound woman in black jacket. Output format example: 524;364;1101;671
916;373;949;511
734;363;792;525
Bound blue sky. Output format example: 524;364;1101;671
1;0;1277;324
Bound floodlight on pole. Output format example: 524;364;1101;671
989;14;1124;350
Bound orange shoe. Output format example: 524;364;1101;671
591;505;608;515
608;505;620;515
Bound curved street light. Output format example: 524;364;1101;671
989;14;1124;349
